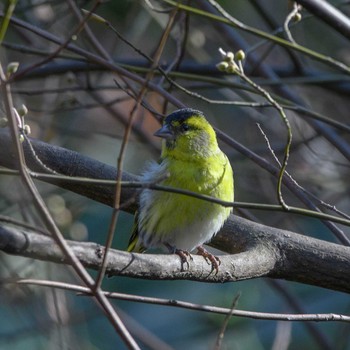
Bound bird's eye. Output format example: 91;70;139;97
182;123;189;132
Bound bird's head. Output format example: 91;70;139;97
154;108;219;161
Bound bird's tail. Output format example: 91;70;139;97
127;236;146;253
127;217;146;253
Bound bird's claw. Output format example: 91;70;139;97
197;246;221;274
175;249;193;271
165;244;193;271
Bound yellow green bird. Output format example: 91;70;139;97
127;108;234;271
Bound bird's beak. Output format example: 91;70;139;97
154;124;175;140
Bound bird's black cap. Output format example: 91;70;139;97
165;108;204;125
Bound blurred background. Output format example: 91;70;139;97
0;0;350;349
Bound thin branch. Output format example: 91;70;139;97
235;61;292;209
0;0;17;43
161;0;350;74
13;279;350;323
1;130;350;232
95;7;179;290
214;293;240;350
215;128;350;245
283;3;302;44
0;60;140;350
2;11;183;108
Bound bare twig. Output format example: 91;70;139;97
0;61;140;350
214;293;240;350
94;7;179;289
13;279;350;323
284;2;302;43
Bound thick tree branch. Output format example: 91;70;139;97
0;128;138;211
0;129;350;292
1;217;350;292
0;225;274;283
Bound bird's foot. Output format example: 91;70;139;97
175;249;193;271
165;244;193;271
197;246;221;274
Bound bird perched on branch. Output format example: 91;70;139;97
127;108;234;272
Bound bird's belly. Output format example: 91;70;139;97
165;208;228;252
139;190;230;252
